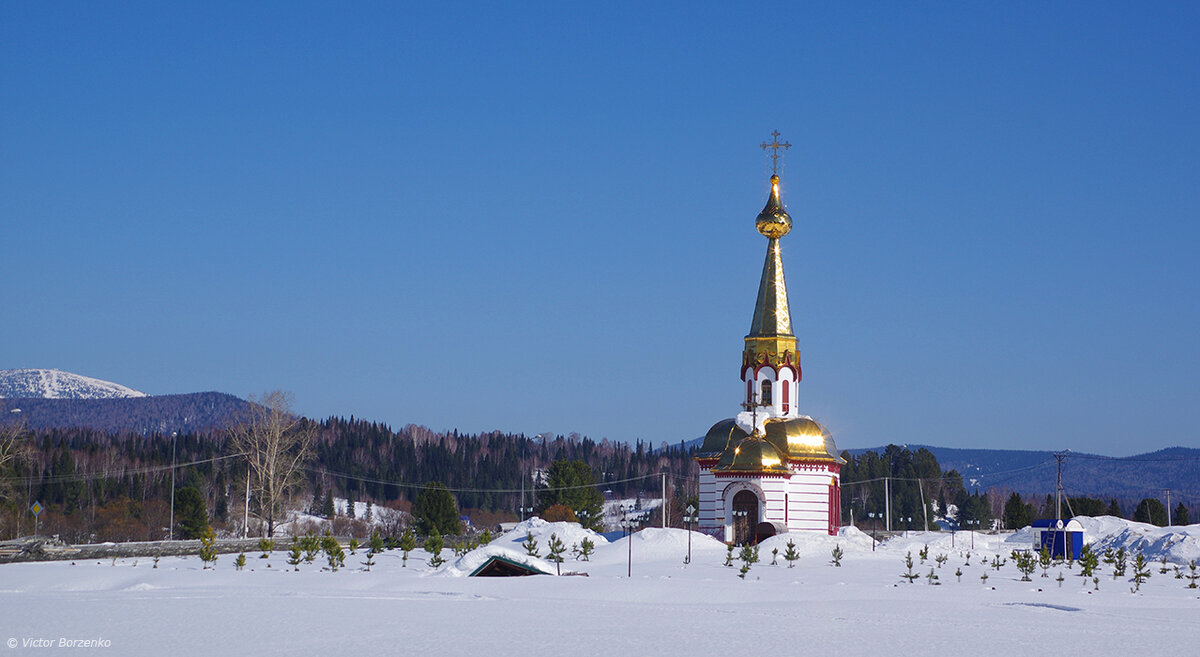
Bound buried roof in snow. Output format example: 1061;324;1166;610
469;555;550;577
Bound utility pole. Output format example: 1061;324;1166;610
661;472;667;528
1054;451;1067;522
168;432;177;540
1166;489;1172;526
243;467;250;538
884;477;891;532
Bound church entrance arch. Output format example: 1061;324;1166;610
732;490;759;545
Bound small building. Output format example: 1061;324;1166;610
1031;518;1084;560
694;146;845;544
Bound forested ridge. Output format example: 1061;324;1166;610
0;417;699;542
2;415;1190;544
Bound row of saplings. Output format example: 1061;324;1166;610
895;542;1200;593
187;526;502;572
719;541;847;580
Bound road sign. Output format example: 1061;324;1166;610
685;504;696;515
30;501;42;516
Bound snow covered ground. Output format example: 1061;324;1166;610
2;517;1198;656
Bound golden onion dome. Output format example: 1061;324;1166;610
762;416;845;463
696;418;749;460
712;435;790;474
755;174;791;239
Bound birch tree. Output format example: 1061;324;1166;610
0;413;31;502
230;391;316;537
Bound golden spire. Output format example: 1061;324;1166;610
744;133;797;368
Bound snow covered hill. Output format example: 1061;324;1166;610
0;368;146;399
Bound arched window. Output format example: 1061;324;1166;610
760;379;772;406
781;379;790;413
746;379;753;405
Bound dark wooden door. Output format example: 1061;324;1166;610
733;490;759;545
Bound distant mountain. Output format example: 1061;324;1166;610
850;444;1200;506
2;392;251;435
0;369;146;399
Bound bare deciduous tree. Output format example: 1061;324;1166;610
0;411;32;503
229;391;316;537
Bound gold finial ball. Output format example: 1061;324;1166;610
755;175;792;238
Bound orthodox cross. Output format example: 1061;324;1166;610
760;130;792;175
740;392;762;434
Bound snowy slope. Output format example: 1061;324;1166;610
3;517;1200;656
0;368;146;399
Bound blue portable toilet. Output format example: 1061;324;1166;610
1031;518;1084;560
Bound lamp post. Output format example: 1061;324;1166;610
683;504;696;565
903;516;912;538
168;431;177;541
519;505;534;521
732;509;749;546
867;512;877;550
967;519;979;550
620;504;634;577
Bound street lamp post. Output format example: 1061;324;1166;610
683;504;696;565
867;512;877;550
620;504;633;578
967;519;978;550
903;516;912;538
168;432;177;541
732;509;748;546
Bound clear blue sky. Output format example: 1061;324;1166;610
3;2;1197;456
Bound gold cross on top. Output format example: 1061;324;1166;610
760;130;792;175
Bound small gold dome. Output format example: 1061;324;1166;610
696;418;748;459
755;174;791;238
713;434;790;474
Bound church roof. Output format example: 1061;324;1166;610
696;418;748;460
761;416;845;464
711;434;790;475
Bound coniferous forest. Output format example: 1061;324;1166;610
0;418;699;543
1;417;1190;544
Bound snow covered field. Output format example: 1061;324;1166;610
2;517;1198;656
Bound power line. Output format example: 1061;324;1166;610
302;466;685;495
1;453;246;486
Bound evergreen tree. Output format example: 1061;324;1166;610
522;531;540;557
425;531;445;567
1133;498;1168;526
287;542;302;571
1003;492;1033;530
198;526;218;570
1131;552;1151;591
783;540;800;568
577;537;595;561
1107;499;1123;518
829;544;843;568
1079;543;1099;578
1174;503;1189;526
547;533;566;575
346;491;356;519
323;489;335;519
535;459;605;530
398;529;416;567
309;483;324;516
413;482;462;536
174;486;210;540
737;544;759;580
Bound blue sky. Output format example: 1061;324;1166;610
3;2;1197;456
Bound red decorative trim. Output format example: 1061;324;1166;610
713;472;793;480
